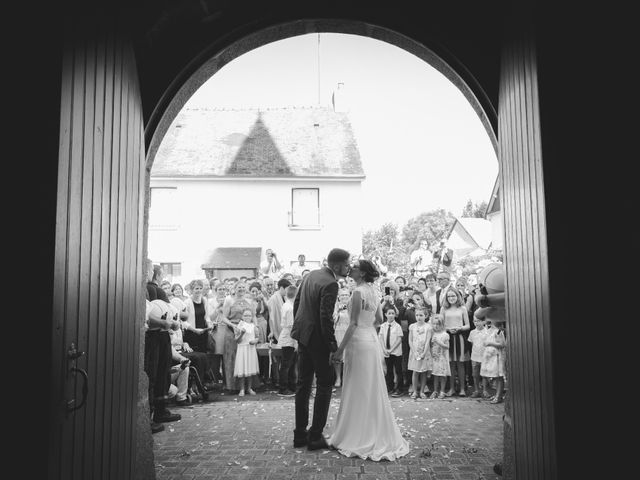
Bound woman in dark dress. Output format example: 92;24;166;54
182;279;212;384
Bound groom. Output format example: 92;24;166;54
290;247;351;450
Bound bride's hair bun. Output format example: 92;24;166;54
357;259;380;283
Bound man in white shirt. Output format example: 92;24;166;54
289;254;308;278
378;308;404;396
168;346;191;406
410;239;433;277
277;285;299;396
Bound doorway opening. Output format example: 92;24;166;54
145;25;505;475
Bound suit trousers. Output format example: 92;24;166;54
385;354;404;392
294;332;335;441
144;330;171;417
279;346;297;392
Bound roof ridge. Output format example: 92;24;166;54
185;105;333;112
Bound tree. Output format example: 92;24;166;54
461;199;489;218
361;223;408;273
401;208;456;252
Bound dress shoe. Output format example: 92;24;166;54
151;422;165;434
307;436;330;451
293;430;308;448
278;390;296;397
175;395;192;407
153;410;182;423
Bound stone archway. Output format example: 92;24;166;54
141;15;555;479
140;19;521;477
145;20;498;171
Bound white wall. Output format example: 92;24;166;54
487;210;503;251
148;178;363;283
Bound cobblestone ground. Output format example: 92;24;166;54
153;389;504;480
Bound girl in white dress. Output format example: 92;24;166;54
480;319;506;404
234;308;260;396
407;306;432;399
429;314;451;399
328;259;410;461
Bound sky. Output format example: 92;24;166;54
184;33;498;232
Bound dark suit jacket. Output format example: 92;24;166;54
146;281;169;302
291;267;339;352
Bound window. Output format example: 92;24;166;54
149;187;178;229
290;188;320;227
160;263;181;281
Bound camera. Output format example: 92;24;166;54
384;286;390;296
180;358;190;370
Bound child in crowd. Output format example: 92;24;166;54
480;318;506;403
333;288;351;387
407;306;432;399
249;282;269;387
277;285;298;396
441;288;470;396
467;314;488;397
234;308;260;396
429;314;451;399
378;307;404;396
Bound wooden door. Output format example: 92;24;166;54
498;10;557;480
48;26;146;480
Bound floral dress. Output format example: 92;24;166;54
430;331;451;376
407;322;432;372
480;327;506;378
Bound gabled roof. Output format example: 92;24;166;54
447;217;493;255
201;247;262;269
152;106;365;178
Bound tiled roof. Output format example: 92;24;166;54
201;247;262;269
152;106;364;178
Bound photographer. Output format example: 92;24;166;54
380;280;404;320
260;248;284;279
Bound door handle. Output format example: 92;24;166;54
66;367;89;413
66;342;88;414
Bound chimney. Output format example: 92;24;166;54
331;82;348;112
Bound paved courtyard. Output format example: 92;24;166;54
153;389;504;480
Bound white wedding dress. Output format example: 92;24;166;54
327;283;410;461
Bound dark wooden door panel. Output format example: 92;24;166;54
50;26;145;480
499;20;557;480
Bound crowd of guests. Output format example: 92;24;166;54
374;270;506;402
142;249;506;434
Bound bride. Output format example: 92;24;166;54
328;259;410;461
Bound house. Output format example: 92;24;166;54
148;104;365;283
446;216;493;259
485;177;503;251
